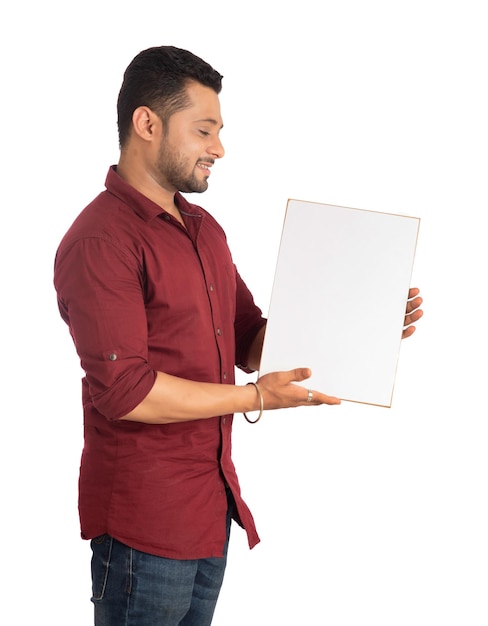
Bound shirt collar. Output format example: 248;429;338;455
105;165;202;223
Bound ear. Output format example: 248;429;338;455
131;106;162;142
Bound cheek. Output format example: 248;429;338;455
166;131;206;165
179;131;208;157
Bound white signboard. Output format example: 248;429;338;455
259;199;420;407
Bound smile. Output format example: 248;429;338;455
196;161;214;173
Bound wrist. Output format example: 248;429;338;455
243;381;264;424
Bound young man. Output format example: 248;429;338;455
54;46;423;625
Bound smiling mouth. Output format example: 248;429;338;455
196;160;214;173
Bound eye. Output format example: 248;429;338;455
199;129;210;137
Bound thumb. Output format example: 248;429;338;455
291;367;312;382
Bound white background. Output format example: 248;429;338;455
1;1;487;624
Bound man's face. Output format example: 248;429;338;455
156;81;225;194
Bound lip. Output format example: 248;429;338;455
197;159;214;169
197;162;212;176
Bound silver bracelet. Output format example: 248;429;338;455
243;381;264;424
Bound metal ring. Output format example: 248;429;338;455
307;389;313;402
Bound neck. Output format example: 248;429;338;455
117;154;183;224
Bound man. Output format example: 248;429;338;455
54;46;423;626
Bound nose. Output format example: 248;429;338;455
208;135;225;159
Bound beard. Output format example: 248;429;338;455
156;140;210;194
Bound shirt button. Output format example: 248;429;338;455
209;284;214;292
108;353;117;361
216;328;222;336
223;371;227;380
222;417;227;425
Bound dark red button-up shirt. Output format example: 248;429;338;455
54;166;266;559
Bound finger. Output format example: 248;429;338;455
407;287;420;299
319;393;341;405
406;296;423;314
404;308;423;326
290;367;312;383
402;325;416;339
304;388;341;406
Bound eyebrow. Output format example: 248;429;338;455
195;118;224;129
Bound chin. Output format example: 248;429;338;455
191;180;209;194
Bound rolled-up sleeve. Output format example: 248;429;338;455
54;235;156;419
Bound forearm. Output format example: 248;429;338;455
120;371;259;424
121;363;341;424
120;325;266;425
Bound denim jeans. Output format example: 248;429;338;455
90;510;231;626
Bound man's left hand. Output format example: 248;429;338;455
403;287;423;339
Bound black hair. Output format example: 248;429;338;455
117;45;223;148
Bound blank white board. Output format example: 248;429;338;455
259;199;420;407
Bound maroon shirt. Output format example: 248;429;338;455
54;166;266;558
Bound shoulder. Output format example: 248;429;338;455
56;189;147;258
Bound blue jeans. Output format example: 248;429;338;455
90;511;231;626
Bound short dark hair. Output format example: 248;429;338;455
117;46;223;148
